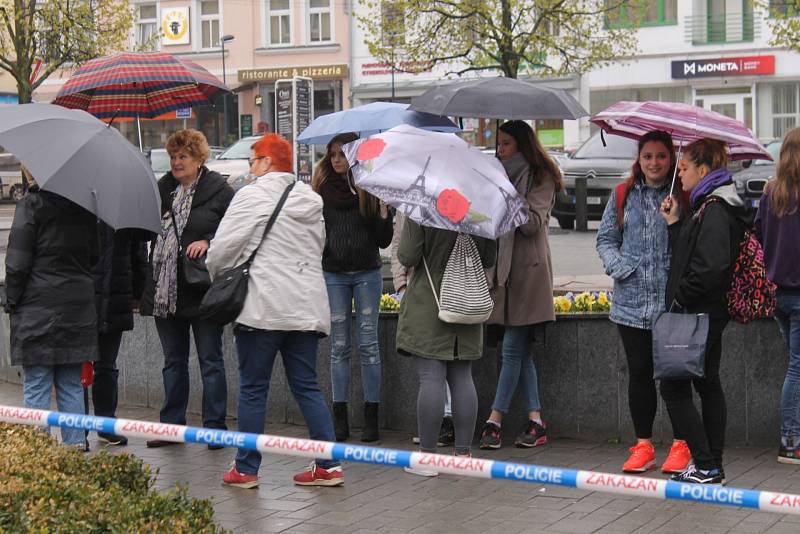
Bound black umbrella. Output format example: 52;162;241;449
409;77;588;120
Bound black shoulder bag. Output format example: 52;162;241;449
169;204;212;289
199;181;296;325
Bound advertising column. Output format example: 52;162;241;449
274;77;315;183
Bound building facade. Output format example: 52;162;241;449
33;0;352;151
352;0;798;149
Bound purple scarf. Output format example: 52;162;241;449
689;167;732;209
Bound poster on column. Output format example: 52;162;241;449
275;81;293;143
295;78;314;183
274;77;315;183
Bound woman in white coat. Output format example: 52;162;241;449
206;134;343;489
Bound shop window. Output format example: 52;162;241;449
605;0;677;28
268;0;291;45
309;0;332;43
772;83;799;138
200;0;220;49
135;2;159;51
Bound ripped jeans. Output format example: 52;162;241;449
324;268;383;403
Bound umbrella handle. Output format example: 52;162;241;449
669;142;683;198
106;109;120;128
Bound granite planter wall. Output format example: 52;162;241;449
0;312;789;446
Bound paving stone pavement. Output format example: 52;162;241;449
3;380;800;534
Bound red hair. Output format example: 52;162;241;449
252;133;293;173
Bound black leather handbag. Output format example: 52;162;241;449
169;206;211;289
199;181;296;325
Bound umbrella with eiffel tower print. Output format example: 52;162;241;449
342;125;529;239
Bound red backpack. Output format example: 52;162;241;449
698;198;777;324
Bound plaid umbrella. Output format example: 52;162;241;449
52;51;228;119
590;101;771;161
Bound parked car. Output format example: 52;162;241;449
553;132;638;229
732;139;781;215
0;150;24;201
147;146;224;178
205;135;260;189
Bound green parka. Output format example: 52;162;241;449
395;219;496;360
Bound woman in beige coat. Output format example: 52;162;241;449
479;120;561;451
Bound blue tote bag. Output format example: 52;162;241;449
652;311;709;380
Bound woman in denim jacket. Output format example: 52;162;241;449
596;130;689;474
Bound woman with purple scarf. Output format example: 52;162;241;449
659;138;748;485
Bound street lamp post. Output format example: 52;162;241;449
220;34;235;144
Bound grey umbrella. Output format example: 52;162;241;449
0;104;160;233
409;77;588;120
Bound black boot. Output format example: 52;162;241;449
362;402;380;442
333;402;349;442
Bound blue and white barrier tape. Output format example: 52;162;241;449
2;404;800;515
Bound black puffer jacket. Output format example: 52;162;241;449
94;223;149;333
140;168;234;318
665;184;747;320
6;190;98;366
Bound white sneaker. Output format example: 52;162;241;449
403;466;438;477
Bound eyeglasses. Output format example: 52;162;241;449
248;157;266;166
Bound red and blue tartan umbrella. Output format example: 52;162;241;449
53;51;228;119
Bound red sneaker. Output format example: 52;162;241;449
293;462;344;487
222;466;259;489
622;441;656;473
662;440;692;474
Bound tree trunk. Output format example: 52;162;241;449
16;79;32;104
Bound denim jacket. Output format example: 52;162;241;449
596;179;671;329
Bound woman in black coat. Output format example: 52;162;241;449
5;172;98;449
92;224;149;445
140;130;234;447
660;138;747;485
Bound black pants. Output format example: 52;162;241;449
660;318;728;470
618;324;659;440
92;330;123;418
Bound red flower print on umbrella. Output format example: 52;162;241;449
356;138;386;161
436;189;471;224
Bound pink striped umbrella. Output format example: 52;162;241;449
591;101;771;161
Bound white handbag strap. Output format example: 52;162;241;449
422;255;441;312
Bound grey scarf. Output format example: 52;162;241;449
493;152;530;287
151;180;198;317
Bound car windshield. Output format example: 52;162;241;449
150;150;171;173
572;133;638;159
217;138;258;160
754;141;781;166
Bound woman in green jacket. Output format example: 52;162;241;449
396;219;495;472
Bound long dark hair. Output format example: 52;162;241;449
768;127;800;217
311;132;380;218
498;120;563;193
616;130;679;229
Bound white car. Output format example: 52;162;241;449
0;151;24;201
205;136;261;190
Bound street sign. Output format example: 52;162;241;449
175;108;192;119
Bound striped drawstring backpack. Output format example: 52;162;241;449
423;233;494;324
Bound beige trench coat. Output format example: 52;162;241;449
487;153;556;327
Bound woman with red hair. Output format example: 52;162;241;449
208;133;343;489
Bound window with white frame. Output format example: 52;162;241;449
308;0;332;43
200;0;221;49
268;0;291;45
135;2;159;50
772;83;798;138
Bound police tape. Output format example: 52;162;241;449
2;403;800;515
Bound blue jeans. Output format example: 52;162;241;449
23;363;85;446
234;328;338;474
324;269;382;403
491;325;542;414
775;293;800;439
154;317;227;428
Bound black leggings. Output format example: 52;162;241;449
618;324;660;440
660;319;728;470
414;358;477;455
